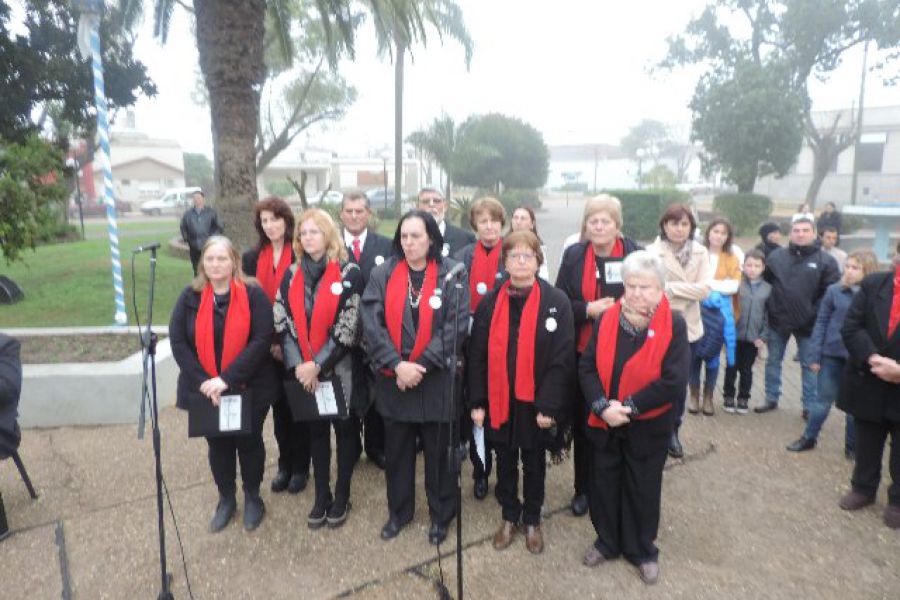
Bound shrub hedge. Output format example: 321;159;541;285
712;193;773;236
603;188;690;242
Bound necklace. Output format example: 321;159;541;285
408;273;424;308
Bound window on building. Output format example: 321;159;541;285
856;132;887;173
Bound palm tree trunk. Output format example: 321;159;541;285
194;0;267;251
394;42;406;215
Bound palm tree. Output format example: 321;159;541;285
407;113;456;199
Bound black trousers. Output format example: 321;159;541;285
189;247;201;276
495;443;545;526
571;392;590;497
851;417;900;506
723;340;759;400
309;417;360;502
206;400;270;497
383;418;456;526
272;396;311;476
589;434;668;565
363;405;385;459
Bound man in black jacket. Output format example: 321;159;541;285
180;191;224;275
757;217;840;414
340;191;395;469
417;187;475;257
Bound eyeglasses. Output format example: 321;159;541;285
507;252;537;263
419;197;444;206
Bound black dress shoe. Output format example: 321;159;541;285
368;453;387;470
326;497;352;528
428;522;448;545
786;437;817;452
209;494;237;533
308;495;332;530
667;432;684;459
270;469;290;493
380;518;406;541
243;491;265;531
287;472;308;495
570;493;589;517
474;477;489;500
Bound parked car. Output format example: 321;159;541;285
140;187;201;215
365;188;396;208
312;190;344;204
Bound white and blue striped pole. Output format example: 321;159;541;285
80;10;127;325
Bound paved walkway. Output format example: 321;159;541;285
2;197;898;599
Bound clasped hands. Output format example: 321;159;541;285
395;361;427;391
200;377;228;406
590;397;632;427
586;297;616;319
470;408;554;429
868;354;900;384
295;361;321;393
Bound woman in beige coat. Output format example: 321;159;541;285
647;204;710;458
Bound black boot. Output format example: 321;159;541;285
308;493;332;530
209;493;237;533
326;496;352;528
243;490;265;531
668;431;684;459
287;471;308;494
270;469;290;493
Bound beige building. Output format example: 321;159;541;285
90;131;186;204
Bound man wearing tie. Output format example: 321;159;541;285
418;187;475;257
341;191;394;469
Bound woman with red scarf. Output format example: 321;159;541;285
169;236;275;533
555;194;641;517
467;231;574;554
361;209;470;546
579;250;689;585
454;196;507;500
836;242;900;530
274;208;363;530
241;197;311;496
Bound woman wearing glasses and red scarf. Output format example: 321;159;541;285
274;208;363;530
454;196;507;501
169;236;275;533
362;209;470;546
579;250;689;585
555;194;641;517
241;197;311;497
467;231;574;554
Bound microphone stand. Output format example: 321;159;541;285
136;247;174;600
444;275;466;600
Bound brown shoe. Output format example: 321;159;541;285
492;520;518;550
687;386;700;414
701;386;715;416
839;490;875;511
583;545;605;567
638;561;659;585
524;524;544;554
884;505;900;529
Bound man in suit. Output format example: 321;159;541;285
341;191;394;469
418;187;475;257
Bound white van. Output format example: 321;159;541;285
140;187;201;215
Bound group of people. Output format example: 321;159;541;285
167;188;900;587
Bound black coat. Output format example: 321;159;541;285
345;229;395;287
467;279;574;447
169;282;276;410
578;310;690;457
361;256;470;423
441;222;475;258
274;259;364;412
555;237;642;348
838;272;900;423
179;206;223;251
764;243;840;337
817;211;842;236
0;333;22;458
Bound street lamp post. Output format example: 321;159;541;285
66;156;86;240
381;152;391;213
636;148;646;190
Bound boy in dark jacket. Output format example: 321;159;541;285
723;250;770;414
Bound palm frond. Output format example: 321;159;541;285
267;0;295;63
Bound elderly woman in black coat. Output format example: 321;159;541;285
362;209;469;546
468;231;574;554
169;236;275;533
837;244;900;530
578;250;690;585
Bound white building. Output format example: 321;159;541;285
90;131;186;204
755;105;900;207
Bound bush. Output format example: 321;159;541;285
603;188;690;242
712;193;773;236
499;188;542;214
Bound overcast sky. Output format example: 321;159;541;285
126;0;899;158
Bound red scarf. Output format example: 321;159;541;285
385;259;438;363
578;238;624;352
888;265;900;340
588;296;674;430
469;240;502;312
487;281;541;430
287;259;343;362
255;243;292;303
195;279;251;377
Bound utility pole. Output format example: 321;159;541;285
850;41;869;206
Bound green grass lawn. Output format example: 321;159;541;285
1;217;400;328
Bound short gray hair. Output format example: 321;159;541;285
621;250;666;288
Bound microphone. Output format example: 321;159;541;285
133;242;161;253
444;261;466;283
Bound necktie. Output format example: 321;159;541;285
352;238;361;262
